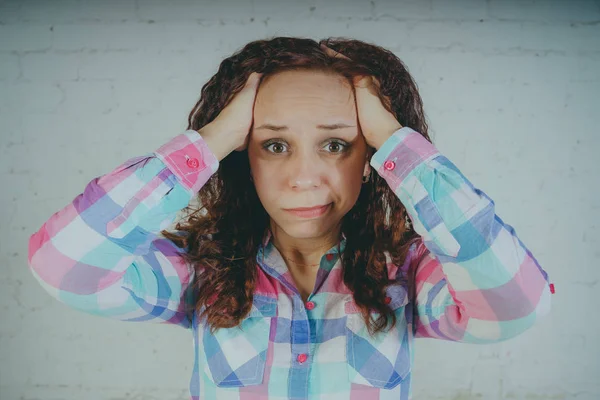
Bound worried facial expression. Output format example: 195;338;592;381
247;70;370;240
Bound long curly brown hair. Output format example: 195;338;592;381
162;36;431;335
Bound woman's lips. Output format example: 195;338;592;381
284;203;332;218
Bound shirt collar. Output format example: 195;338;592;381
257;229;346;275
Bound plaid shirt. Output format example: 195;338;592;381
28;127;552;399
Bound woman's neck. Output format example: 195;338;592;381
270;222;341;271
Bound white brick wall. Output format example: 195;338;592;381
1;0;598;399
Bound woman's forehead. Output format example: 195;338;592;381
254;70;356;124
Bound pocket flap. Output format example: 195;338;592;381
344;284;409;314
385;284;409;310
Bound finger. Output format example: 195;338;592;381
353;75;382;88
353;75;392;108
371;76;382;89
320;44;351;60
245;72;263;89
353;75;377;92
320;44;338;58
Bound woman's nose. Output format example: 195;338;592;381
287;153;323;190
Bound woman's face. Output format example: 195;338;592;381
248;69;370;240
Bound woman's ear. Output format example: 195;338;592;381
363;158;371;179
363;148;373;179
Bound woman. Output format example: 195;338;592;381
28;37;552;400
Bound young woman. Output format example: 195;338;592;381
28;37;552;400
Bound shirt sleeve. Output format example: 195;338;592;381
28;130;219;328
372;127;552;343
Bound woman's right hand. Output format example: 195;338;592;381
197;72;263;161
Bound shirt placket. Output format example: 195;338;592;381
256;243;343;398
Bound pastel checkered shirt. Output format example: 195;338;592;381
28;127;552;399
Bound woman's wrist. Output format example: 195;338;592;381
197;123;235;161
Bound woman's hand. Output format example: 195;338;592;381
320;44;402;150
198;72;262;161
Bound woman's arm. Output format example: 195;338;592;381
373;127;552;343
28;131;218;328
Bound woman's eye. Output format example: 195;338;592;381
264;140;347;154
265;142;288;153
324;141;347;153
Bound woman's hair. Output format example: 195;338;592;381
162;36;430;335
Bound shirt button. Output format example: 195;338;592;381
297;353;308;363
384;160;396;171
384;296;391;305
325;253;334;261
305;301;315;310
186;157;200;169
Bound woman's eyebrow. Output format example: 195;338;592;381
316;123;356;130
254;123;356;131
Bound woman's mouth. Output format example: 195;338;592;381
283;203;332;218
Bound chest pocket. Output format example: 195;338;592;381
200;295;277;387
345;283;411;389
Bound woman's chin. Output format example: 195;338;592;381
277;220;338;241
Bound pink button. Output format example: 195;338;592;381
325;253;334;261
305;301;315;310
384;160;396;171
384;296;391;305
297;353;308;363
186;158;200;169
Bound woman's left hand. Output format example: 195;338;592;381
320;44;403;150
